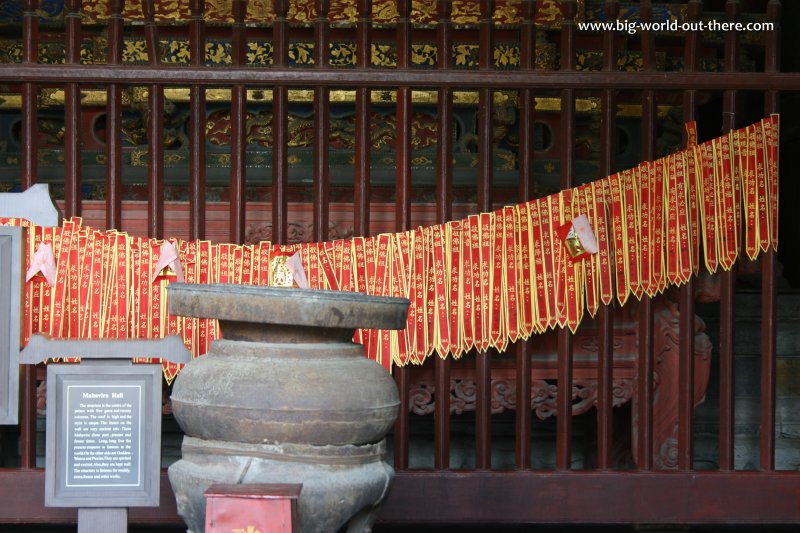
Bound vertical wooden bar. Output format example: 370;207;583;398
476;0;495;214
556;0;576;472
636;0;656;471
717;0;738;472
395;0;412;231
435;0;454;251
353;0;372;238
143;0;159;66
189;0;207;240
393;0;413;472
434;0;453;471
366;2;402;470
514;0;535;470
105;0;125;231
272;0;289;245
229;0;247;244
394;365;410;470
19;0;39;471
760;0;781;472
475;0;495;471
143;0;164;238
312;0;331;243
677;0;704;473
596;0;618;471
367;13;403;470
21;0;38;192
64;0;83;218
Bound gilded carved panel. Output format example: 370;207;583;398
73;0;556;26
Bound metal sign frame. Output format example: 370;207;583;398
45;362;162;508
0;226;23;425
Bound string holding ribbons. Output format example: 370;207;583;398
1;116;780;378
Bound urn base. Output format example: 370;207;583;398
168;436;394;533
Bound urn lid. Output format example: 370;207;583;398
168;283;409;331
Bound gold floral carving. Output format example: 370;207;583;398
411;0;437;26
0;40;22;64
0;89;617;114
535;0;585;28
370;1;399;25
0;35;557;72
76;0;550;26
38;88;62;108
452;1;481;25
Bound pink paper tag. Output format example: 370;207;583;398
286;251;309;288
26;242;57;286
152;241;185;283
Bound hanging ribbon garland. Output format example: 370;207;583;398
1;116;780;380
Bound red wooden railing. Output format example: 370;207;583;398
1;0;798;527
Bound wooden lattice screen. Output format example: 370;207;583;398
1;0;799;527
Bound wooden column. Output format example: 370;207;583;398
20;0;38;192
189;0;207;240
760;0;781;472
64;0;83;218
393;0;413;472
19;0;39;471
395;0;412;232
514;0;535;470
353;0;372;238
596;0;619;471
637;0;656;470
229;0;247;244
434;0;454;471
556;0;576;471
312;0;331;243
105;0;126;231
271;0;289;245
142;0;164;239
475;0;495;471
677;0;703;472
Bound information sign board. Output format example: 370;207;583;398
45;363;162;507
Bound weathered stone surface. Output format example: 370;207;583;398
168;283;408;333
168;284;409;533
171;340;399;446
170;438;393;533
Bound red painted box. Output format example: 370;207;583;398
205;483;302;533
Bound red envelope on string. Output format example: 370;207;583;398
557;214;599;261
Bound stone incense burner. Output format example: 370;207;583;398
167;284;409;533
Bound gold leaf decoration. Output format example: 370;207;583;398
494;0;521;25
122;41;149;64
329;42;356;67
371;0;398;24
287;0;314;24
412;44;437;68
412;0;437;26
